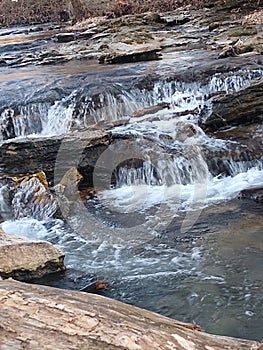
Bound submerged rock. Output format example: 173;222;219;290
0;228;65;281
238;186;263;203
31;268;109;293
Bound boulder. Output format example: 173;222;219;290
0;228;65;281
203;77;263;131
238;35;263;55
0;279;261;350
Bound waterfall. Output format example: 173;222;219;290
11;178;58;220
0;185;12;221
115;149;210;188
1;69;262;141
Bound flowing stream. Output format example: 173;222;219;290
0;36;263;341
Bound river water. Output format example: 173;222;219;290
0;28;263;341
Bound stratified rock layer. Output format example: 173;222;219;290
203;77;263;131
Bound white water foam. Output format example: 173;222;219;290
100;162;263;215
1;69;262;140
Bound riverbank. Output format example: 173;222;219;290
0;0;261;26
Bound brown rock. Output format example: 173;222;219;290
0;130;111;187
11;177;58;220
0;228;65;281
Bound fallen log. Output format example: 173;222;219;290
0;279;261;350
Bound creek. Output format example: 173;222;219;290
0;25;263;341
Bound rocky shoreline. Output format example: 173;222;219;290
0;6;262;68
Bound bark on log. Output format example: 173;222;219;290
0;279;261;350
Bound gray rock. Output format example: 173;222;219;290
238;186;263;203
203;77;263;131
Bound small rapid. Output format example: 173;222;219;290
0;69;262;140
0;57;263;341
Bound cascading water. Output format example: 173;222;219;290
1;62;263;341
0;69;262;140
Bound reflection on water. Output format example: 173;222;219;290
0;60;120;82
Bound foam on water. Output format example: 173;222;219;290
1;69;262;140
1;217;201;280
100;161;263;215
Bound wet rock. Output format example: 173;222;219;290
90;119;129;130
238;186;263;203
99;45;162;64
0;109;16;140
56;32;76;43
31;268;109;293
12;171;49;188
218;45;239;58
78;29;97;39
218;35;263;58
0;228;65;281
203;77;263;131
0;130;111;188
130;103;170;119
161;14;191;27
12;177;58;220
238;35;263;55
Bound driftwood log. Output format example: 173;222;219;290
0;279;261;350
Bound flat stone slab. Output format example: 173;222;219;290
0;228;65;281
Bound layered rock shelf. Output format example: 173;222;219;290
203;77;263;131
0;130;110;187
